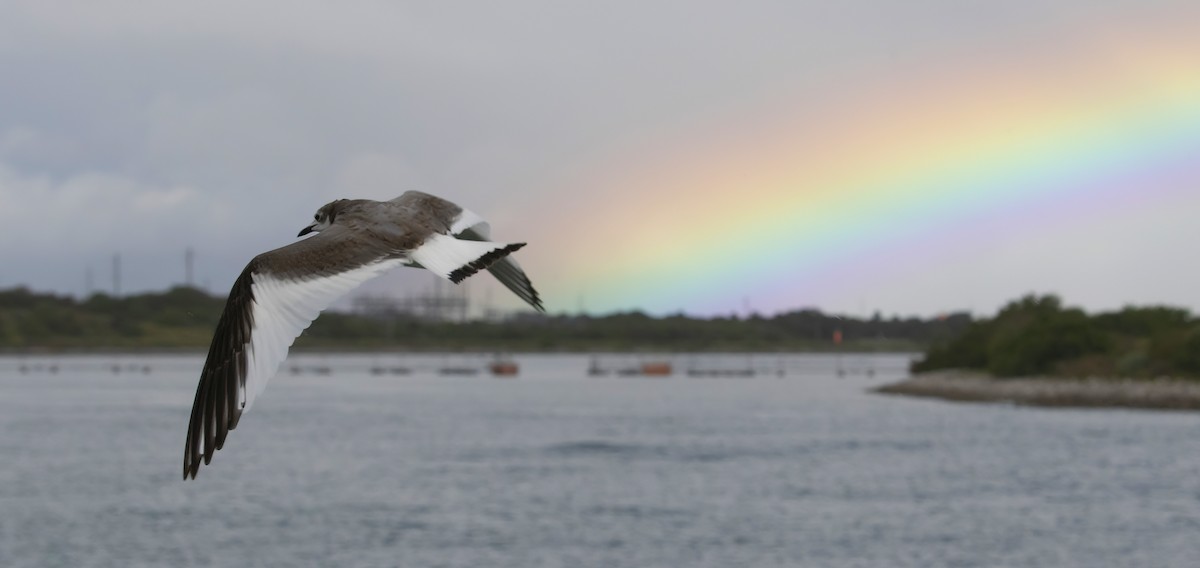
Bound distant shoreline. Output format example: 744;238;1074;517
876;370;1200;411
0;347;917;356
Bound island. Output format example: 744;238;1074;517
878;294;1200;410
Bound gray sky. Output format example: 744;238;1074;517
1;1;1198;317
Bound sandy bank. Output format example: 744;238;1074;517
875;370;1200;411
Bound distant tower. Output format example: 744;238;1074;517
185;247;195;287
459;280;470;322
484;287;494;321
112;254;121;297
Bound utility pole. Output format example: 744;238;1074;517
185;247;195;287
112;254;121;297
485;288;493;321
463;281;470;322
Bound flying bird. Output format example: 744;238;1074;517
183;191;543;479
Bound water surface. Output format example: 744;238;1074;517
2;353;1198;567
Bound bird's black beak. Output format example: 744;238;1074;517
298;225;315;237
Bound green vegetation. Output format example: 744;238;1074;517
0;286;970;352
11;287;1193;373
913;294;1200;378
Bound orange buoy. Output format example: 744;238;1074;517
641;362;672;376
489;361;519;377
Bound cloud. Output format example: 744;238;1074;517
0;164;205;292
0;164;202;249
0;0;1197;314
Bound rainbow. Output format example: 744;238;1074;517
529;36;1200;315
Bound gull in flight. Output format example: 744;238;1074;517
183;191;543;479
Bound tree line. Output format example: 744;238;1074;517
0;286;971;352
913;294;1200;378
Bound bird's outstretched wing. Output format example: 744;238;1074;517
183;227;402;479
455;221;543;312
394;191;544;312
183;225;523;479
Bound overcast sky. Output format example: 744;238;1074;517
1;1;1198;317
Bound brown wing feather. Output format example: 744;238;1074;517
183;227;396;479
184;262;255;479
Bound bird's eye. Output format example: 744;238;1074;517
314;213;320;221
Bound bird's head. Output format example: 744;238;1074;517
298;201;338;237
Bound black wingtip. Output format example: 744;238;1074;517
525;283;546;313
482;255;544;312
528;280;545;312
448;243;526;284
184;457;198;480
184;263;257;481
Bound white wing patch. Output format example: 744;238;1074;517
409;233;522;283
240;258;406;412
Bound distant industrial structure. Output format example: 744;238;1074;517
351;279;472;322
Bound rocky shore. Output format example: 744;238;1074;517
875;370;1200;411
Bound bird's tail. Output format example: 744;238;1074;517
409;233;526;284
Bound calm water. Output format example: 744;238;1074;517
2;353;1199;568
